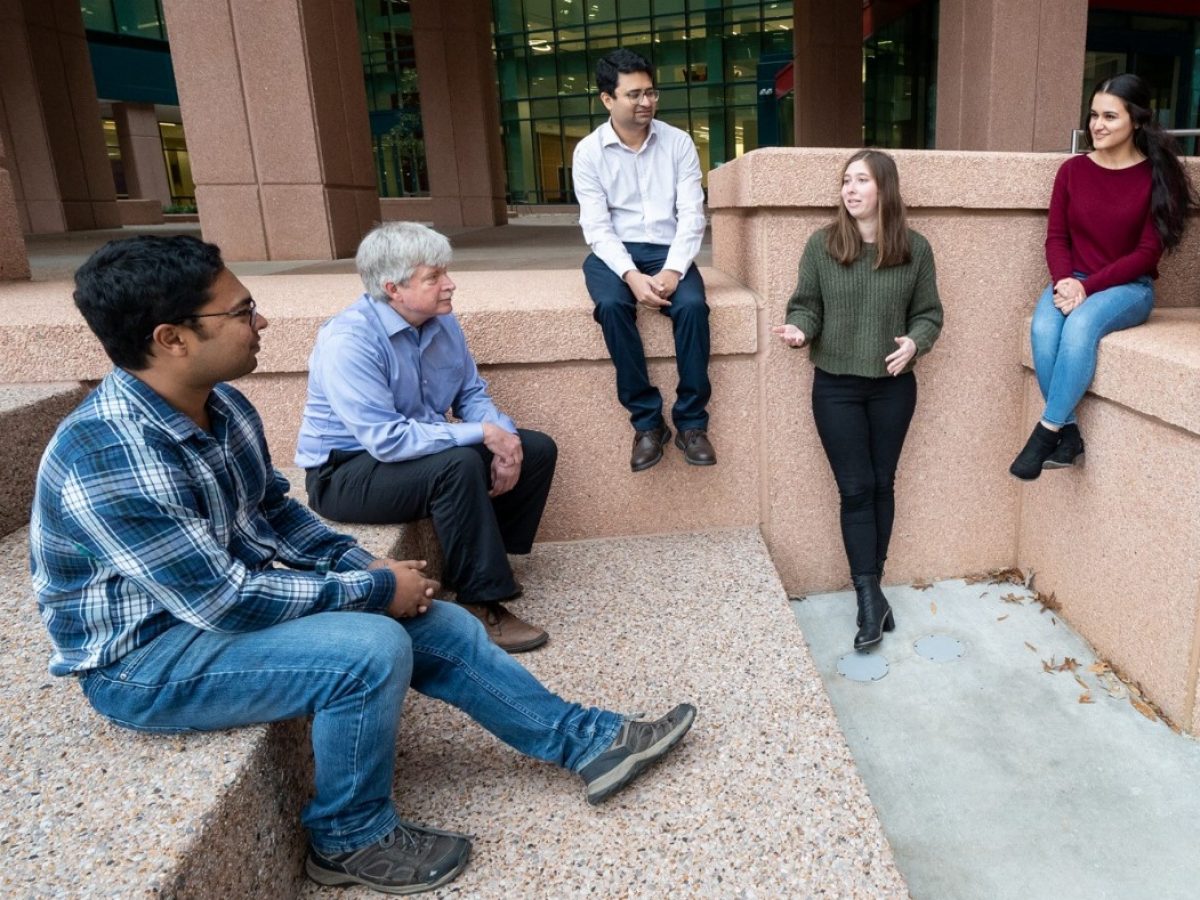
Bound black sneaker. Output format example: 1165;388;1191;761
580;703;697;805
1043;423;1084;469
306;821;472;894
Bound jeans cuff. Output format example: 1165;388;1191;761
570;712;624;773
311;809;401;857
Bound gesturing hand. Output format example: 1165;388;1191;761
885;336;917;376
770;324;807;348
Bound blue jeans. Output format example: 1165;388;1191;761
80;602;621;855
583;242;711;431
1030;276;1154;427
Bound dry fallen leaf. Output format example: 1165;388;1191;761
1034;591;1062;614
980;591;989;598
1002;593;1025;605
1057;657;1080;673
1073;674;1090;691
1078;693;1094;704
1025;641;1037;652
1130;697;1159;722
930;601;938;615
996;614;1009;621
912;581;933;591
1088;661;1111;675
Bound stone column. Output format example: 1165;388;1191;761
793;0;862;147
0;0;120;233
0;131;31;281
936;0;1088;151
160;0;381;261
410;0;507;227
112;102;172;207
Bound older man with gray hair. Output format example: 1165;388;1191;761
296;222;553;652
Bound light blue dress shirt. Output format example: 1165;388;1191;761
294;294;516;469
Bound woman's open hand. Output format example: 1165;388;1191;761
771;324;807;347
885;336;917;376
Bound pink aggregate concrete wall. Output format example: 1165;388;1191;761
709;148;1200;597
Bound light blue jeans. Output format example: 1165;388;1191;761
1030;276;1154;427
80;601;621;855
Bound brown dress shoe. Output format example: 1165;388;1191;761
674;428;716;466
459;602;548;653
631;424;671;472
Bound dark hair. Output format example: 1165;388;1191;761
826;149;911;268
1088;73;1197;253
595;48;654;97
73;235;225;370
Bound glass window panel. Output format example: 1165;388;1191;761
524;0;554;31
589;0;617;23
560;95;591;116
557;0;585;28
619;18;653;39
657;85;688;112
81;0;117;32
494;0;524;34
654;0;686;13
530;97;561;118
621;0;651;16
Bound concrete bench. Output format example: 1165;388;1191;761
0;383;89;535
1016;308;1200;733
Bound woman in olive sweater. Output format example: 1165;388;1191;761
772;149;943;651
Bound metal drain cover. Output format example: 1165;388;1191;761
836;652;889;682
915;634;965;662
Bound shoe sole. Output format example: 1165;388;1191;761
586;705;697;805
1042;451;1084;470
631;430;671;472
497;631;549;653
305;845;471;895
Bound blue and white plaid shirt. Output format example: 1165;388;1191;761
30;368;395;676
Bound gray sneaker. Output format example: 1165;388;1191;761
306;821;471;894
580;703;697;805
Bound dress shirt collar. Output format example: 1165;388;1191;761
109;366;219;442
599;118;661;153
360;292;447;342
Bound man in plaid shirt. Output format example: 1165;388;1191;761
29;235;695;895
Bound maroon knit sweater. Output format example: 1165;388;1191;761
1045;154;1161;296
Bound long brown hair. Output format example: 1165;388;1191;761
825;149;911;269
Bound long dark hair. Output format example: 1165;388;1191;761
1088;73;1197;253
826;149;911;269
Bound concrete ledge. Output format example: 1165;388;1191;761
0;383;90;537
1016;309;1200;730
117;199;165;226
0;527;311;899
0;267;758;382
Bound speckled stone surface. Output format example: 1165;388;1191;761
0;527;310;899
297;528;906;899
0;383;88;536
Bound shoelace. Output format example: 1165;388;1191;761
378;823;423;851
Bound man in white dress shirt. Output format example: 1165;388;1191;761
572;48;715;472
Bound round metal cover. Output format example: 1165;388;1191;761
836;652;889;682
914;634;965;662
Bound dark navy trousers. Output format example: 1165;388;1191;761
582;242;711;431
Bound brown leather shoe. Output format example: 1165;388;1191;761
459;602;548;653
675;429;716;466
631;424;671;472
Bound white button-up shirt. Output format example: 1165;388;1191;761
572;118;706;279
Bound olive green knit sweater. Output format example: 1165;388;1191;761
784;228;943;377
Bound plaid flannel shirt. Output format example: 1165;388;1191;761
30;369;395;676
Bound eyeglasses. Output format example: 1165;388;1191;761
620;88;660;103
146;298;259;342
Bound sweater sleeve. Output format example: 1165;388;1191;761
784;232;825;345
905;237;943;356
1045;161;1074;285
1080;208;1162;296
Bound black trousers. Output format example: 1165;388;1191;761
810;369;916;577
305;429;557;605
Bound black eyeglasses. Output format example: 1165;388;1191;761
145;298;258;342
184;298;259;328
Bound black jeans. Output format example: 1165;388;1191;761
811;368;916;577
305;429;557;605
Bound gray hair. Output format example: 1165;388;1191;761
355;222;453;300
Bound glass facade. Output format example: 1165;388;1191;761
80;0;167;41
354;0;429;197
863;0;938;149
1084;7;1200;154
492;0;793;204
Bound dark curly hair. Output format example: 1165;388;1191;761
73;235;225;370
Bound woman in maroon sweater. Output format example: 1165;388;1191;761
1010;73;1195;479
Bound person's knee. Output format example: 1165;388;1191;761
315;613;413;693
436;447;489;488
520;430;558;468
839;482;876;513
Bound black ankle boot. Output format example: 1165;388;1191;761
852;574;894;651
858;560;887;627
1009;423;1061;481
1043;423;1084;469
